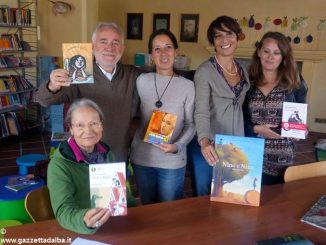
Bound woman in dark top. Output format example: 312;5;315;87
244;31;308;185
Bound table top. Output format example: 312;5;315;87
0;175;45;201
4;177;326;245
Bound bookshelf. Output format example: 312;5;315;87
0;0;41;139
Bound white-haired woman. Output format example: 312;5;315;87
48;98;114;234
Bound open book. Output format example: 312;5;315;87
301;195;326;231
62;43;94;84
89;162;127;216
210;135;265;207
144;110;177;144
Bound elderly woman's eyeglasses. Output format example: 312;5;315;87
71;121;103;131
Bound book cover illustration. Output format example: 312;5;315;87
281;102;308;139
62;43;94;84
144;110;177;144
51;132;71;141
5;174;38;192
254;233;314;245
210;135;265;207
89;162;127;216
301;195;326;231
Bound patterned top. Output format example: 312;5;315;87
248;86;294;176
209;57;246;98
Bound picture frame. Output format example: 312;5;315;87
153;14;170;32
127;13;143;40
180;14;199;42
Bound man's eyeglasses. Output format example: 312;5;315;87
71;121;103;131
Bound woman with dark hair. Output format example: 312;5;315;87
130;29;195;204
244;31;308;185
68;55;87;81
188;16;250;196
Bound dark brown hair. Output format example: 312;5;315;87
207;16;242;45
249;31;299;91
148;29;178;54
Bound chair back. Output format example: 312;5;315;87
284;161;326;182
24;186;55;222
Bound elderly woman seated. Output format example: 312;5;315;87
47;98;114;234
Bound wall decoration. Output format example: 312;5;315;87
48;0;72;16
127;13;143;40
317;19;326;31
282;16;288;28
248;15;255;28
153;14;170;32
263;17;272;30
180;14;199;42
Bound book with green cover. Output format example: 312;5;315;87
210;135;265;206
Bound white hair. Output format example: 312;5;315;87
91;22;124;44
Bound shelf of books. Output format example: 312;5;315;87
0;0;40;139
0;0;38;86
0;103;41;138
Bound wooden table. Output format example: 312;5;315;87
4;177;326;245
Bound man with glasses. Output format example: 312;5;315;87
37;22;141;162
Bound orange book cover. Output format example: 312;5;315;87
62;43;94;84
144;110;177;144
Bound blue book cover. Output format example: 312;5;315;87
254;233;314;245
5;174;38;192
210;135;265;206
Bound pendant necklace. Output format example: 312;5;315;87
154;72;174;108
214;55;238;76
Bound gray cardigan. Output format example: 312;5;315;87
131;72;195;169
194;59;250;142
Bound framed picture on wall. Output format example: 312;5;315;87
153;14;170;32
180;14;199;42
127;13;143;40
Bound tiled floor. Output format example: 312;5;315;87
0;129;325;197
0;128;51;177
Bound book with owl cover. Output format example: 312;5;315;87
210;135;265;207
89;162;127;216
300;195;326;231
144;110;177;144
62;43;94;84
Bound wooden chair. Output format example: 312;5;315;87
284;161;326;182
24;186;55;222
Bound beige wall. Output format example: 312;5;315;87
38;0;98;56
37;0;326;132
98;0;326;68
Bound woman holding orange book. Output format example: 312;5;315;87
130;29;195;204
